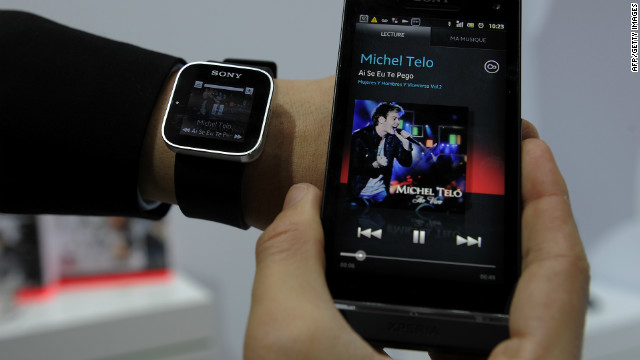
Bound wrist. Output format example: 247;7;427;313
139;75;335;230
243;77;334;229
138;70;178;205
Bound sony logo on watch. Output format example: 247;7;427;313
211;70;243;79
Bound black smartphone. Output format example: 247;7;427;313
322;0;521;354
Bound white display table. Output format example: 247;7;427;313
0;273;217;360
2;275;638;360
583;281;640;360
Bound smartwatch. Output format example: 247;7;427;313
162;60;276;229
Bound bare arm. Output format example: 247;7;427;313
138;75;335;230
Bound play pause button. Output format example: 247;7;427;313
413;230;426;244
357;227;382;239
456;235;482;248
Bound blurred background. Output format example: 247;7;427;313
0;0;638;359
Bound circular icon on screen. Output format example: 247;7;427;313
484;60;500;74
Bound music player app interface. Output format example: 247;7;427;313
177;81;255;143
326;15;511;287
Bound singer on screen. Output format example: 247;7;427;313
348;102;414;206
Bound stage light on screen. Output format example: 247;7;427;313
425;125;433;137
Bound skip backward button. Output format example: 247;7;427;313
357;227;382;239
456;235;482;248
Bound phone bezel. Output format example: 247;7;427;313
322;0;522;315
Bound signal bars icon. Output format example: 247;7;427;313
357;227;382;239
456;235;482;248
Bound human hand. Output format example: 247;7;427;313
377;155;389;167
244;183;388;360
431;120;590;360
489;121;589;359
395;129;412;149
245;120;589;360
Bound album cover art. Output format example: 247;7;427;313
346;100;468;214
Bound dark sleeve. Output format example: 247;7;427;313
0;10;185;219
351;129;379;177
393;139;413;167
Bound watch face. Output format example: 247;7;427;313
162;62;274;161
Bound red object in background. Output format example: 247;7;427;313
15;269;173;304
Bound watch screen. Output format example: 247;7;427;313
179;82;255;143
162;62;274;159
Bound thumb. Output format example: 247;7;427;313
251;183;330;307
245;183;381;360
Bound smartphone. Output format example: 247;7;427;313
322;0;521;354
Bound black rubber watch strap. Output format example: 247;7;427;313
223;58;277;78
173;59;275;229
175;153;249;229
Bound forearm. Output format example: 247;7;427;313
0;10;180;219
0;10;332;226
138;76;335;230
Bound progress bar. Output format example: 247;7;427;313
340;251;496;269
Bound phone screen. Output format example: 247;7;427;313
323;0;520;314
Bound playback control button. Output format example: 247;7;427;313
456;235;482;248
357;227;382;239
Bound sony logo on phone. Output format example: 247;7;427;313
387;322;440;337
211;70;242;79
